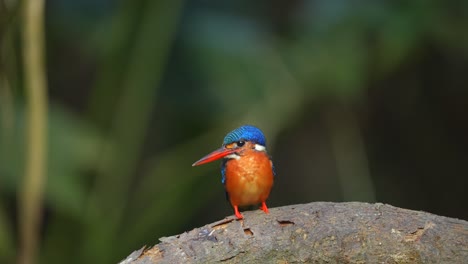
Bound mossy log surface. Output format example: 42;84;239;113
121;202;468;263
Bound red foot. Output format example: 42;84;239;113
260;202;269;214
233;205;243;219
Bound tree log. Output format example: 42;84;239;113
120;202;468;263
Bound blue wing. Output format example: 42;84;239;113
221;159;230;201
270;155;276;177
221;159;227;184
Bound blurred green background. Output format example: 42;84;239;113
1;0;468;263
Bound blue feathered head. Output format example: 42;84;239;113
222;125;266;146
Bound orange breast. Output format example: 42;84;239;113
224;151;274;207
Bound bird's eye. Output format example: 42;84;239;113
236;140;245;147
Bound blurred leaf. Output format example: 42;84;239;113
375;4;422;74
185;11;272;112
0;207;14;263
0;104;103;217
82;0;184;263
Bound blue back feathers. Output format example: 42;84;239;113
222;125;266;146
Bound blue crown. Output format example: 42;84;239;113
223;125;266;146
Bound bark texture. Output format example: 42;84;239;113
120;202;468;263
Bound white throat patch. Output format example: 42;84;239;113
226;154;240;160
254;144;266;152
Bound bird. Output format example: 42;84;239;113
192;125;275;219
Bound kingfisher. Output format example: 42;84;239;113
192;125;275;219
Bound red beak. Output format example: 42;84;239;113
192;147;237;166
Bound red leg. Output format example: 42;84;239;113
233;205;243;219
260;202;269;214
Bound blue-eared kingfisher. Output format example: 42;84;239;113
192;125;275;219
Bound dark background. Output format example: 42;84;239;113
1;0;467;263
